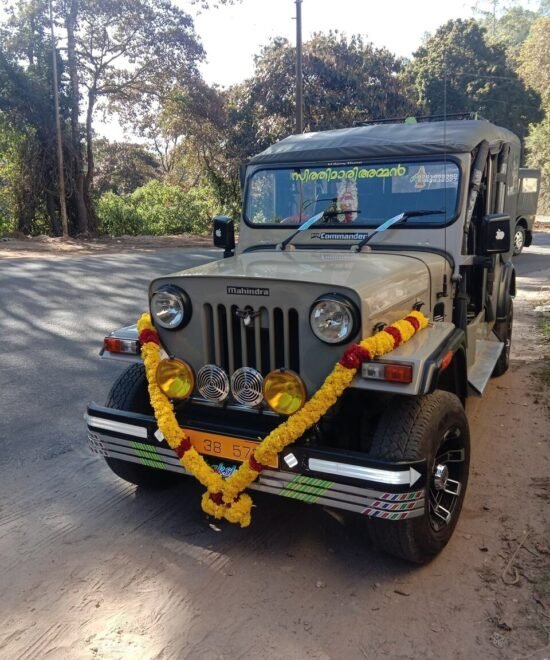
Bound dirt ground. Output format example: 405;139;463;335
0;237;549;659
0;232;212;259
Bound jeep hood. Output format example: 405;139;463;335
164;249;445;316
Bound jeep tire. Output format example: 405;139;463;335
492;298;513;377
366;390;470;564
104;364;180;489
513;222;525;255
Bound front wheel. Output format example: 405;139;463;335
366;391;470;563
104;364;180;489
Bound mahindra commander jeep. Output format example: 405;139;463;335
86;117;539;563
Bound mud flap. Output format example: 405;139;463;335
467;339;504;396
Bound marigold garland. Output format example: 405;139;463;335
137;309;428;527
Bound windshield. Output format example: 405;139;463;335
245;160;460;227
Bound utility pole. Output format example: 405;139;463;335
295;0;303;134
49;0;69;237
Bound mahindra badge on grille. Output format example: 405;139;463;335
230;367;264;407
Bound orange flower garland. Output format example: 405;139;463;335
137;309;429;527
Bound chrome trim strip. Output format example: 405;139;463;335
86;415;148;438
308;458;421;486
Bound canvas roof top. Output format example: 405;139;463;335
249;120;519;165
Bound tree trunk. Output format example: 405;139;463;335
66;0;89;235
84;86;98;234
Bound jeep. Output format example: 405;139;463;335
86;117;539;563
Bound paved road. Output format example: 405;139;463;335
0;236;548;659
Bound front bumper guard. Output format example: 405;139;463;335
86;403;427;521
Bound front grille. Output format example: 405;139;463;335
202;304;300;376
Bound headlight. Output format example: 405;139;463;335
263;369;306;416
156;358;195;400
150;285;191;330
309;294;359;345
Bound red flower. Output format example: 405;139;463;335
175;436;192;458
249;454;265;473
384;326;403;347
339;344;372;369
404;315;420;332
209;491;224;505
139;329;160;345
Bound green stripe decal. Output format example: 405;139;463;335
279;474;334;503
130;441;167;470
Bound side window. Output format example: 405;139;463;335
521;177;539;193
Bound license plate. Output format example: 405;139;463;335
182;428;278;469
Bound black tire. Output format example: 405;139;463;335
492;298;513;377
366;391;470;564
513;223;525;256
104;364;179;489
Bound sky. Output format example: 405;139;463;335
189;0;473;88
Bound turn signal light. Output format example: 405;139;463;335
361;362;413;384
103;337;140;355
156;358;195;400
263;369;307;416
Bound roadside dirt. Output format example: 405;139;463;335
0;241;548;659
0;232;212;258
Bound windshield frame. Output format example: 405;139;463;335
242;155;464;230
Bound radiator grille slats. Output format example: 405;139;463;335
203;304;300;375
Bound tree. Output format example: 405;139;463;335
230;32;417;156
405;19;542;140
518;16;550;110
518;17;550;211
0;1;69;235
93;139;160;195
64;0;204;233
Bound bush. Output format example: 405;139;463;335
97;181;217;236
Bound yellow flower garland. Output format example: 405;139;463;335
137;309;428;527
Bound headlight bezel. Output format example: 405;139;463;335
309;293;360;345
150;284;192;330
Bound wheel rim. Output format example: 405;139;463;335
429;426;467;532
514;229;524;252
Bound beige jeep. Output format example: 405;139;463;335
86;118;531;563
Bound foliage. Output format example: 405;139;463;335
518;17;550;212
474;2;543;62
518;17;550;110
404;19;542;140
525;118;550;212
93;140;161;196
97;180;217;236
227;32;417;158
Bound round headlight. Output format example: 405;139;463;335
309;294;359;345
156;358;195;400
263;369;307;416
150;286;191;330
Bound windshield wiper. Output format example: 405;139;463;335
351;209;445;252
277;200;338;251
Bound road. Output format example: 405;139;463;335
0;236;548;659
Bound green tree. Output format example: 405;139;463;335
518;17;550;211
230;32;417;156
93;140;160;196
405;19;542;139
0;2;70;235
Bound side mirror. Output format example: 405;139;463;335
213;215;235;258
479;213;511;255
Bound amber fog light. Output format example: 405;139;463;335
156;358;195;400
263;369;306;416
